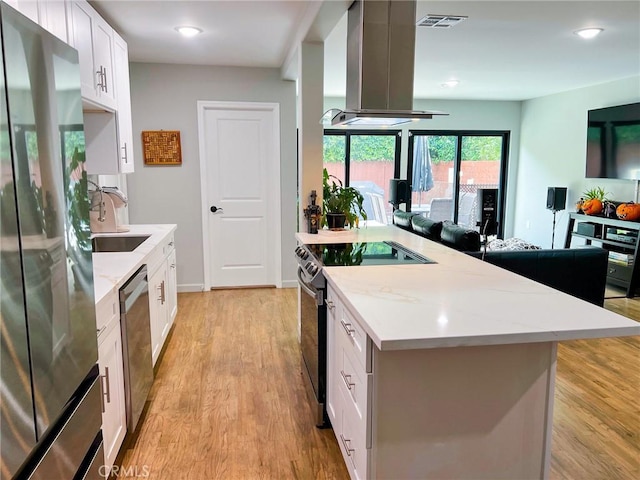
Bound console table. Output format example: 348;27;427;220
564;212;640;297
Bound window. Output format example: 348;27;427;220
408;131;509;236
323;130;401;225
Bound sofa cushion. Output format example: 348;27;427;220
411;216;443;241
393;210;417;230
440;221;481;252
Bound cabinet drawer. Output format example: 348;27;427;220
148;234;175;275
326;284;339;323
338;384;369;480
164;233;175;256
96;291;119;340
607;262;633;282
335;337;371;442
336;305;371;373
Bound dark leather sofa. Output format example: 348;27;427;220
467;248;608;306
393;210;608;306
394;211;481;252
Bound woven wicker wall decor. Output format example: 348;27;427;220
141;130;182;165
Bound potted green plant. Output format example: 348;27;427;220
322;168;367;230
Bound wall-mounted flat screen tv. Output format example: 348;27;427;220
586;102;640;180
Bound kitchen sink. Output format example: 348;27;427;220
91;235;151;253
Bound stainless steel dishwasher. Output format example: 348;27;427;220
119;265;153;432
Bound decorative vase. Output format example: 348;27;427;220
326;213;346;230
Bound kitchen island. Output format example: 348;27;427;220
297;226;639;479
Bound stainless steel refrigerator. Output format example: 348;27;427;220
1;4;102;479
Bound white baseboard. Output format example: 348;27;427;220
177;282;297;292
177;284;205;293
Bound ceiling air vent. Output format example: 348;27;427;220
417;14;468;28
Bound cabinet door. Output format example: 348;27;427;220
148;262;167;366
6;0;40;23
69;0;96;101
98;320;127;473
91;12;116;109
39;0;68;43
112;31;134;173
166;248;177;327
326;285;340;427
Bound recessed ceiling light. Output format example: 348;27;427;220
574;28;603;39
441;80;460;88
175;26;202;38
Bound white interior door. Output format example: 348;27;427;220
198;102;281;288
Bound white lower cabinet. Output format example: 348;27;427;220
166;248;177;327
148;235;177;366
148;260;168;366
97;291;126;475
326;284;371;480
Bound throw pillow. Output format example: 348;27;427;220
487;237;541;251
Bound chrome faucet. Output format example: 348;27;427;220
88;180;105;222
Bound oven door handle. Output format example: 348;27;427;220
297;267;324;306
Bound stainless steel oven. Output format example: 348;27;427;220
295;241;434;429
297;253;329;428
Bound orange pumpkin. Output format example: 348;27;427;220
581;198;603;215
616;202;640;221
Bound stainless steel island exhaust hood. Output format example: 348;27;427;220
322;0;447;127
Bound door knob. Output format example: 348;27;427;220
210;206;224;213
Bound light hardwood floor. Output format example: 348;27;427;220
118;289;639;479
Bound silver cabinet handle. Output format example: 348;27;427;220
340;319;355;337
100;367;111;412
157;284;163;302
96;67;104;90
102;67;108;92
326;299;335;311
104;367;111;403
97;66;107;92
339;434;355;456
340;370;355;390
100;374;105;413
121;142;128;162
161;280;166;304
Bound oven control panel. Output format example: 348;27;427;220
295;244;323;286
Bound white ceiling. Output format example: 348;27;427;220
93;0;640;102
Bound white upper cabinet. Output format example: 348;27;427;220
69;0;117;110
40;1;69;43
112;30;135;173
3;0;68;42
3;0;39;23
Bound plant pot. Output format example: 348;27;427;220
326;213;346;230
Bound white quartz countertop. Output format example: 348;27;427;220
296;227;640;351
92;224;176;305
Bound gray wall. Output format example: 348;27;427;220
514;76;640;248
323;97;522;236
127;63;297;291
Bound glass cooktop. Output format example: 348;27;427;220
306;241;435;267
